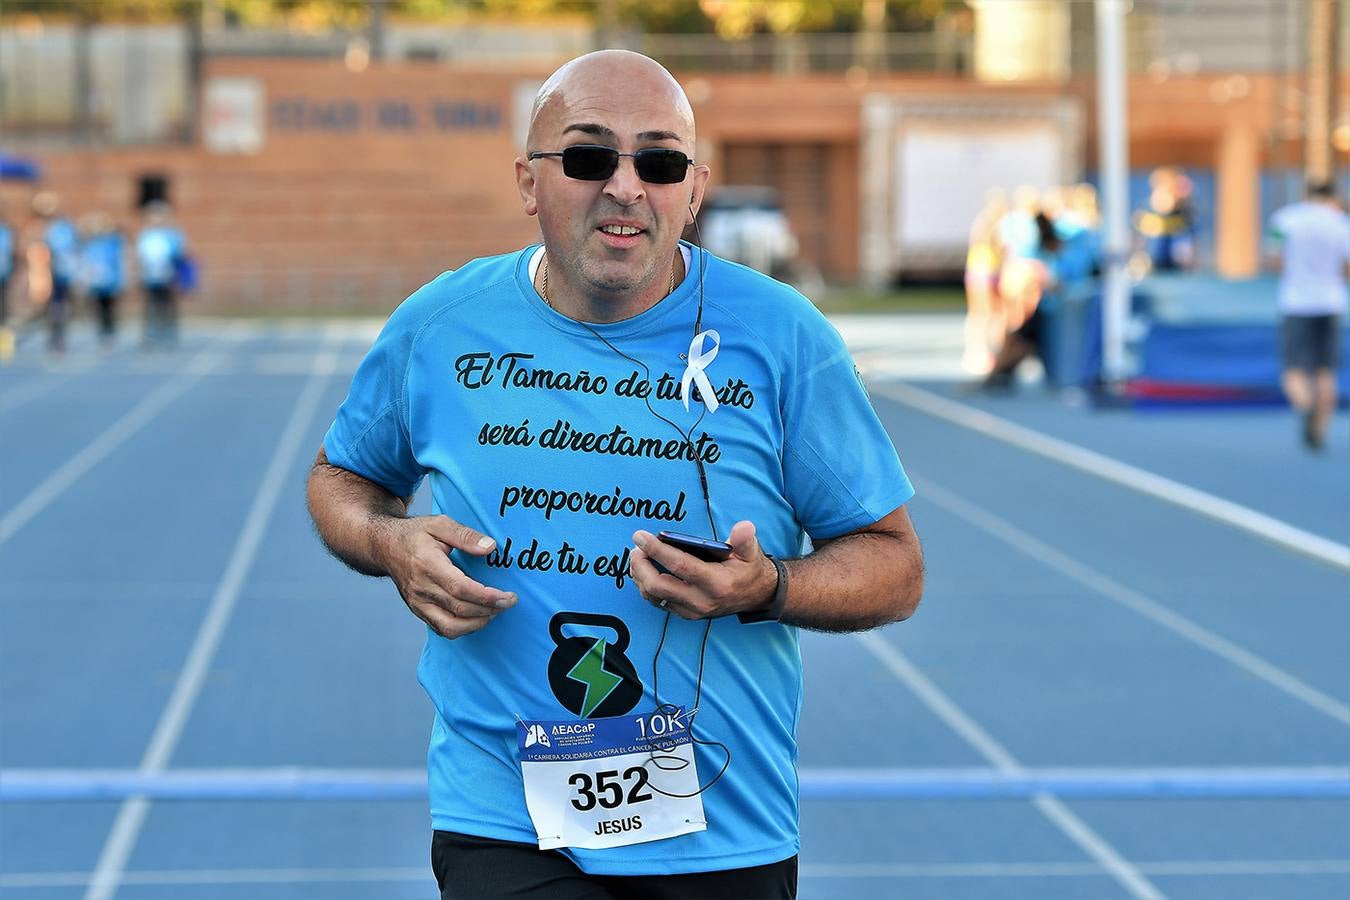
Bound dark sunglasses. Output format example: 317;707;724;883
527;144;693;184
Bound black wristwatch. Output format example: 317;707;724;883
738;555;788;624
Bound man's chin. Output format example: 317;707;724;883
583;265;644;297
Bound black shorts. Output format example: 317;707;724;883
1013;306;1044;347
432;831;798;900
1281;314;1342;372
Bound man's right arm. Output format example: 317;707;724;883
306;445;517;638
1264;215;1285;273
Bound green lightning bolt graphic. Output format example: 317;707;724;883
566;637;623;718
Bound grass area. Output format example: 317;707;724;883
813;284;966;314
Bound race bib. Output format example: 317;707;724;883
518;707;707;850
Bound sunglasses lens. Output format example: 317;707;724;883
561;146;618;181
556;146;690;183
635;149;689;184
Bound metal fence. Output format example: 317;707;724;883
0;2;1341;148
636;31;971;75
0;23;190;144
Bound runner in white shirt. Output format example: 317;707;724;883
1268;182;1350;450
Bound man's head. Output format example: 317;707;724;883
144;200;172;225
1011;185;1039;214
79;212;110;238
516;50;710;318
32;191;59;219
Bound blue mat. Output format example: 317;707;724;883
1046;275;1350;398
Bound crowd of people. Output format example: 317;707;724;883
964;171;1345;455
962;182;1103;386
0;191;191;361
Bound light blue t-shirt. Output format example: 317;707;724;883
0;224;13;280
323;243;913;875
137;226;184;287
45;218;79;282
81;232;125;294
998;210;1040;259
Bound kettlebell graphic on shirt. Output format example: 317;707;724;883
547;612;643;718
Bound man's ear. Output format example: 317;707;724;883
686;165;711;224
515;158;538;217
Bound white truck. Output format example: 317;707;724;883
859;93;1084;286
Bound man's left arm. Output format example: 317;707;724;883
1265;228;1284;273
629;504;923;633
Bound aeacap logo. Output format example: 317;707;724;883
524;723;551;749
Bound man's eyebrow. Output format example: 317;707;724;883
562;123;615;139
561;123;685;143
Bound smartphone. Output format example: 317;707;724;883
657;531;733;563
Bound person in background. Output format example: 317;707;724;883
32;192;79;355
136;201;187;350
0;202;16;362
996;185;1043;332
1267;181;1350;451
80;212;126;347
962;188;1007;374
1135;167;1196;272
1039;185;1067;224
984;210;1063;390
1054;183;1103;284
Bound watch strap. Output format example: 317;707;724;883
738;554;788;624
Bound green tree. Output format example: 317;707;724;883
1;0;950;32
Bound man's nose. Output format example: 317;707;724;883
603;156;645;206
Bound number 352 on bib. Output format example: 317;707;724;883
517;708;707;850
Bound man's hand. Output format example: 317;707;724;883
306;447;517;641
628;521;776;619
382;516;517;640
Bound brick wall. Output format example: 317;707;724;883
12;59;549;314
9;61;1345;312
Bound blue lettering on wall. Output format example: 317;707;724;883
272;98;362;132
432;101;502;131
272;98;305;129
377;100;417;130
271;97;503;135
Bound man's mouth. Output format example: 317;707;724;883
599;224;643;236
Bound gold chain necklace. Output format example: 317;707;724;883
540;254;677;311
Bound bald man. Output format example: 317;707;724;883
307;50;922;899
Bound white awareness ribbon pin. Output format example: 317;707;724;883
679;329;721;413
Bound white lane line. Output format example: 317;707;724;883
858;632;1166;900
0;327;257;415
919;478;1350;727
809;859;1350;878
6;764;1345;802
0;580;220;593
0;373;75;416
14;868;430;890
0;328;249;545
6;860;1348;889
871;381;1350;571
82;328;343;900
802;859;1350;878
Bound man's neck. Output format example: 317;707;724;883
538;251;684;324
